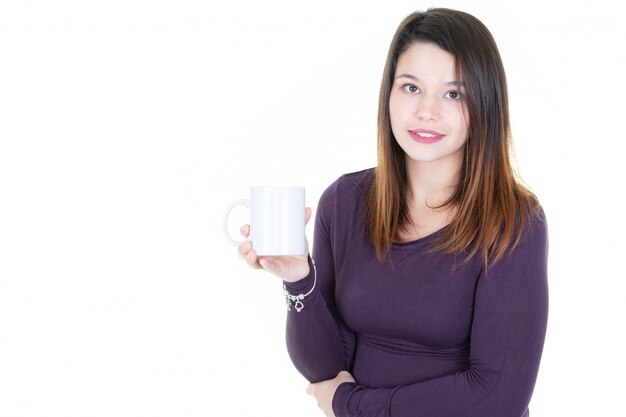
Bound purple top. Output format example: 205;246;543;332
284;169;548;417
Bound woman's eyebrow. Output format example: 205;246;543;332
395;73;465;87
395;73;419;81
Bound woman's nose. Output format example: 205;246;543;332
415;95;440;120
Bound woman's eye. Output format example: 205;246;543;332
445;90;462;100
403;84;419;93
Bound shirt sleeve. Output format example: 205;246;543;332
332;210;549;417
284;180;357;383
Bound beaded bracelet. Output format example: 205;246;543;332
283;258;317;312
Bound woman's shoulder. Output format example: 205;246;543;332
316;169;374;232
339;167;376;186
319;168;375;206
494;201;548;268
520;198;548;242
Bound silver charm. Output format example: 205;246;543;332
282;258;317;313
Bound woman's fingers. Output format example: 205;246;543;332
238;238;262;269
305;207;313;225
245;248;262;269
237;220;311;277
238;239;251;258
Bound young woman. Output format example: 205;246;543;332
238;8;548;417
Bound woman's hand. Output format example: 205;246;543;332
237;207;312;283
307;371;356;417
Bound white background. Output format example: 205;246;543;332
1;0;625;416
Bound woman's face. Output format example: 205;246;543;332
389;42;469;167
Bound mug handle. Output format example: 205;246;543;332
222;198;249;246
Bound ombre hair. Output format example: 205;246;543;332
367;8;540;268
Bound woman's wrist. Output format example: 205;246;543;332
332;381;359;417
283;257;316;312
283;255;314;286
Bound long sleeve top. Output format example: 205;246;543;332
284;169;549;417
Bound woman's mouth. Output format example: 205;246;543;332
408;129;445;144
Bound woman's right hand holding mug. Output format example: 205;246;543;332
238;207;313;283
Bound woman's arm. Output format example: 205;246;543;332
331;211;549;417
284;181;357;383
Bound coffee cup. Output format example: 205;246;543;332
222;186;306;256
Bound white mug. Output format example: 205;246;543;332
222;186;306;256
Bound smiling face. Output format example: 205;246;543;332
389;42;469;168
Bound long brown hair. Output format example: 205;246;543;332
367;8;540;268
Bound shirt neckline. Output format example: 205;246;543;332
392;224;449;249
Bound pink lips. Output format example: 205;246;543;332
408;129;445;144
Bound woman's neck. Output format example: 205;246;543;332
405;155;462;213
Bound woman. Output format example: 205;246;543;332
238;8;548;417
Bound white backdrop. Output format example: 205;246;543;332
1;0;625;416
